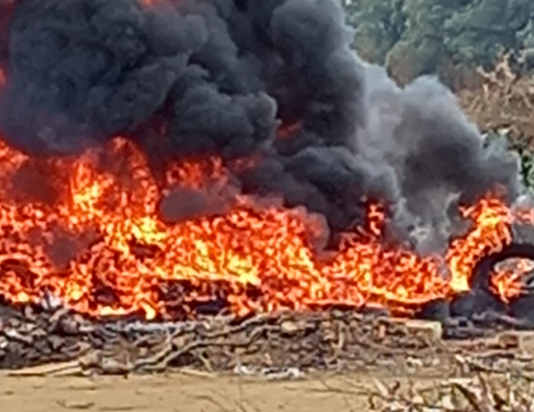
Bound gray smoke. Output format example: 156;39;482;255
0;0;522;252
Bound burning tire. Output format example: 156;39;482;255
467;238;534;323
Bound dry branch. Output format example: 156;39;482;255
361;372;534;412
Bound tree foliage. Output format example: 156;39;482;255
342;0;534;81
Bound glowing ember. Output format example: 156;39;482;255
0;135;526;320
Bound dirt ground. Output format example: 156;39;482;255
0;371;413;412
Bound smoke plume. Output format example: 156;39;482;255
0;0;522;252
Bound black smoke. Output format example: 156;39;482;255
0;0;522;251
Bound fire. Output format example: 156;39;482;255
446;197;514;292
0;135;528;319
277;121;303;140
491;258;533;302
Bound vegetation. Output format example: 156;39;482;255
341;0;534;83
455;58;534;188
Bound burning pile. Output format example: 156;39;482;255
0;0;531;327
0;134;529;321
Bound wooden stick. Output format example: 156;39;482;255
7;360;82;377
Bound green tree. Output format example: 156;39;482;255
444;0;532;68
341;0;534;80
386;0;456;80
344;0;405;64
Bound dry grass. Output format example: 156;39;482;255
458;58;534;144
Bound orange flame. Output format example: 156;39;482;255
277;121;303;140
0;136;528;319
491;258;533;303
446;197;514;292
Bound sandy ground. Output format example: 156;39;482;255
0;372;400;412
